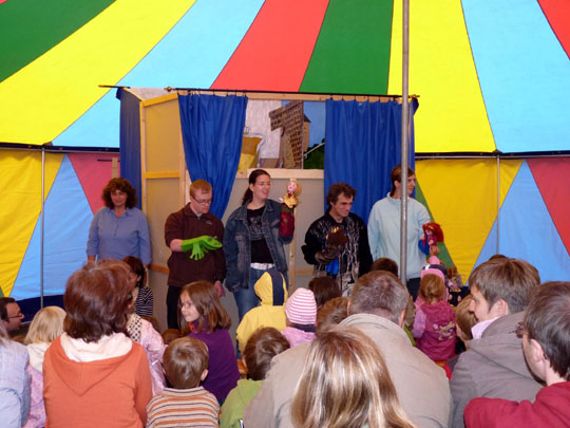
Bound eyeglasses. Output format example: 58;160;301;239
191;195;212;205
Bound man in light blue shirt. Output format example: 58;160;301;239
368;165;430;299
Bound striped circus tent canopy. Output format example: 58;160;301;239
1;0;569;299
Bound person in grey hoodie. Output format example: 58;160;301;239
244;270;450;428
449;257;542;428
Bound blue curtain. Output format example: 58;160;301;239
178;94;248;217
117;88;142;208
324;99;418;220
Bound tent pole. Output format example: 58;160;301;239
40;147;45;308
496;155;501;255
400;0;410;285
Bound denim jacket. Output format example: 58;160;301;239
223;199;291;292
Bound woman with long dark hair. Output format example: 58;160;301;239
224;169;294;320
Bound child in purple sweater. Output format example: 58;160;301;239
179;281;239;403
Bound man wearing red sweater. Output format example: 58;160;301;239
465;282;570;428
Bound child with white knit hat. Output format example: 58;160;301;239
281;288;317;347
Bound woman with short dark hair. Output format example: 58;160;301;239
43;261;152;427
87;177;151;265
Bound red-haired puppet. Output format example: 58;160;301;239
420;222;444;256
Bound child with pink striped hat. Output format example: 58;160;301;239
282;288;317;347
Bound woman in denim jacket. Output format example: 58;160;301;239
224;169;293;320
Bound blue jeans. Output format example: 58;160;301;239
233;267;263;321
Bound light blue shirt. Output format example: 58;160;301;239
368;194;430;279
0;339;30;428
87;207;151;265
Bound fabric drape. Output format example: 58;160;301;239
324;99;418;220
117;88;142;208
178;94;248;218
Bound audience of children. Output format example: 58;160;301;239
291;327;415;428
221;327;290;428
282;288;317;347
43;260;152;427
0;321;30;428
179;280;240;404
4;250;570;428
235;269;288;354
23;306;66;428
307;276;341;309
412;271;456;379
315;296;349;332
465;282;570;427
146;337;219;428
123;256;154;318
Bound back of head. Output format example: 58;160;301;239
180;281;231;333
254;270;288;306
64;261;133;343
317;297;349;333
291;327;414;428
469;258;540;314
25;306;66;344
164;337;209;389
455;296;477;342
370;257;399;276
350;271;410;324
419;274;446;303
308;276;341;308
285;288;317;327
244;327;290;381
524;282;570;380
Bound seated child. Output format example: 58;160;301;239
24;306;66;428
124;256;153;317
316;297;349;333
465;282;570;427
220;327;290;428
180;281;240;403
308;276;341;309
236;269;288;354
282;288;317;347
146;337;219;428
161;328;182;346
412;271;456;373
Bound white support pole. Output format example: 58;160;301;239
40;147;46;308
400;0;410;285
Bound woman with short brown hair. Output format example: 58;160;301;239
87;177;151;265
43;260;152;427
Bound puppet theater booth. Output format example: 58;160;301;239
119;87;570;332
118;87;418;331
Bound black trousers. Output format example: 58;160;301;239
166;285;182;329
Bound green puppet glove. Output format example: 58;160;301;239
181;235;222;260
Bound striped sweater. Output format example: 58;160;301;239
146;387;219;427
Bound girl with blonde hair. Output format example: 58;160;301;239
24;306;66;428
291;327;415;428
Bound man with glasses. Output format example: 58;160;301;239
0;297;24;334
164;180;226;328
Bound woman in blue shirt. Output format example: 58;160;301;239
87;177;151;265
